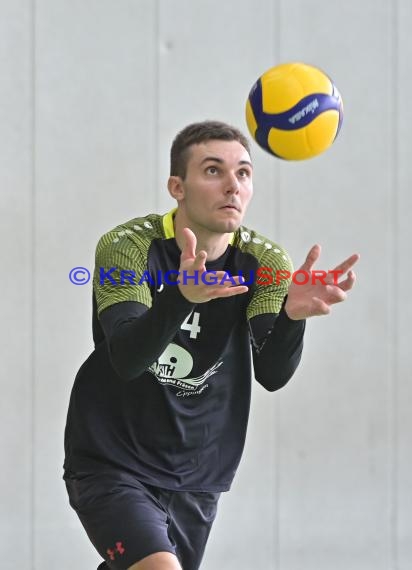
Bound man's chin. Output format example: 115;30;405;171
214;219;241;234
197;214;243;235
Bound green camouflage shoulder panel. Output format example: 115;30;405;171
233;225;294;319
94;213;163;314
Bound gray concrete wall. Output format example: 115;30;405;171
1;0;410;568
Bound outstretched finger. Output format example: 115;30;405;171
181;227;197;262
229;276;247;286
192;250;208;271
323;284;347;304
312;297;331;316
330;253;360;277
202;272;246;285
207;285;249;299
298;244;321;273
336;269;357;292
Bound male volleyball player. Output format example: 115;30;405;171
64;121;359;570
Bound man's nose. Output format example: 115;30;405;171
225;173;240;193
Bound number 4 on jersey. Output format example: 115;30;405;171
181;311;201;339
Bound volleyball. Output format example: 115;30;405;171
245;62;343;160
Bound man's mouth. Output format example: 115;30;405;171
219;204;240;212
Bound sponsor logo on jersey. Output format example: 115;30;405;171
148;343;222;397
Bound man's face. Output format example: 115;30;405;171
172;139;253;234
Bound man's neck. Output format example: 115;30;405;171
173;210;232;261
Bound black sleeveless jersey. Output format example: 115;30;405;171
64;211;305;491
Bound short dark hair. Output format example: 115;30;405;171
170;120;251;179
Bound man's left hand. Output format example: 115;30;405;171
284;245;360;320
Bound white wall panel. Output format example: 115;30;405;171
33;1;158;567
277;1;394;569
397;0;412;567
0;1;33;568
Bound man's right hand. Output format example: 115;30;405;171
177;228;248;303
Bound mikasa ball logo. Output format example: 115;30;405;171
288;98;320;125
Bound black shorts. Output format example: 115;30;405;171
65;470;220;570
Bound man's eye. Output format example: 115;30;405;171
238;169;250;177
206;166;218;175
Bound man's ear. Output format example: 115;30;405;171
167;176;185;202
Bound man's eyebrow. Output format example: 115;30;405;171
200;156;224;165
200;157;253;167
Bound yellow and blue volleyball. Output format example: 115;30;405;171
245;62;343;160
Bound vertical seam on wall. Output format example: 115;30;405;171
274;0;281;243
30;0;36;567
154;0;160;213
390;0;399;568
